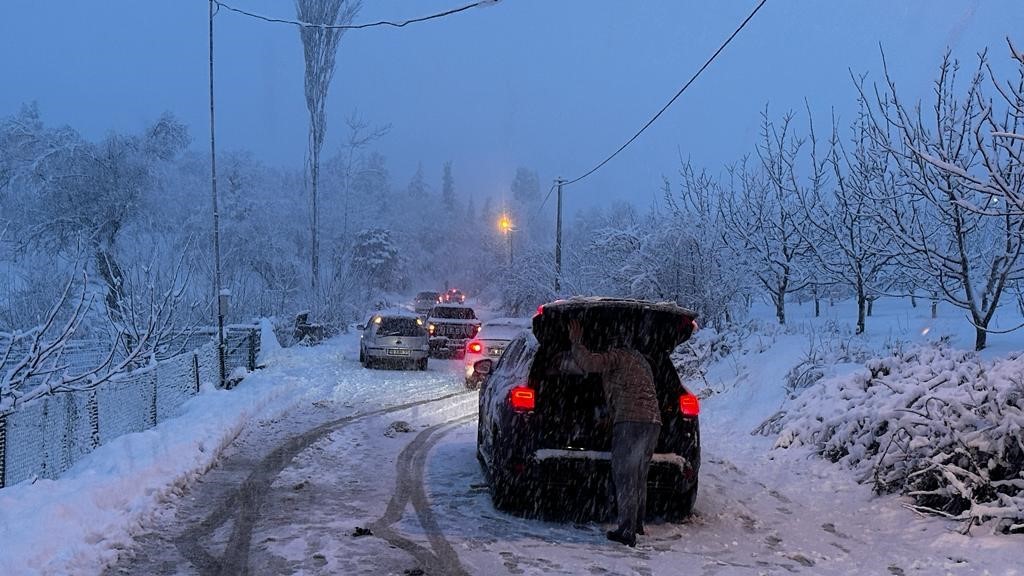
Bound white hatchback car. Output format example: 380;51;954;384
463;317;531;388
358;310;430;370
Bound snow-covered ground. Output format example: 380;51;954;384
2;298;1022;575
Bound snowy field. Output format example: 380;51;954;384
1;298;1022;575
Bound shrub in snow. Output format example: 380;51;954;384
672;322;755;397
775;344;1024;534
784;328;873;399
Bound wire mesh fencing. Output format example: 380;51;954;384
0;325;261;489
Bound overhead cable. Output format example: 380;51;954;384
213;0;501;30
562;0;768;187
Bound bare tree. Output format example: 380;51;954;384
860;50;1024;349
802;105;894;334
666;162;751;327
720;110;819;325
3;110;189;323
329;112;390;241
295;0;362;291
1;252;197;414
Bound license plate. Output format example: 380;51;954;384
490;348;504;356
387;348;410;356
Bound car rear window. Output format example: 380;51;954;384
416;292;439;300
432;307;476;320
377;317;425;337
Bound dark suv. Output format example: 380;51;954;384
475;298;700;520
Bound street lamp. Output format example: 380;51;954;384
498;213;513;266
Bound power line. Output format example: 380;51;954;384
530;181;559;224
562;0;768;187
213;0;501;30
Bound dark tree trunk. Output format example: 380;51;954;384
931;298;938;319
95;247;126;323
975;324;987;351
867;298;874;317
856;295;866;335
775;294;786;325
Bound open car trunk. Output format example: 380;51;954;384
532;298;696;354
528;298;698;453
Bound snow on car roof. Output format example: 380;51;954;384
483;317;532;327
541;296;697;318
478;317;532;340
366;307;420;320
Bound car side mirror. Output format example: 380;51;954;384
474;359;493;375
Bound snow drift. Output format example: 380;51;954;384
774;343;1024;534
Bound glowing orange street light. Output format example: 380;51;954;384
498;213;513;265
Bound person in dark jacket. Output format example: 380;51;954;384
568;319;661;547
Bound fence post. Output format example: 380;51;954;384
193;352;200;394
88;390;100;449
150;371;158;427
0;415;7;489
248;328;257;371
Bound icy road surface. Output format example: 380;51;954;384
105;333;1021;576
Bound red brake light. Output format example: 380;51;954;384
468;341;483;354
509;386;535;411
536;304;544;316
679;392;700;417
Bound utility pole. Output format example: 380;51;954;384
209;0;226;388
554;177;564;293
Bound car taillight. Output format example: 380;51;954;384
428;324;435;335
535;304;544;316
509;386;535;411
679;392;700;417
468;341;483;354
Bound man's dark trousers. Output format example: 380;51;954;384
611;421;661;537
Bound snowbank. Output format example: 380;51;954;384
0;367;296;575
775;344;1024;534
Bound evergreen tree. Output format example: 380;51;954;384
441;161;455;212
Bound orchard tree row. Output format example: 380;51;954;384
513;44;1023;351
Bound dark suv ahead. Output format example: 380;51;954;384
475;298;700;521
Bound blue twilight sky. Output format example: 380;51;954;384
1;1;1021;216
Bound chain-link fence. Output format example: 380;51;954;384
0;325;261;489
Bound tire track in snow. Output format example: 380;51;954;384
370;415;476;576
173;391;474;576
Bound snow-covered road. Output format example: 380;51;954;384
99;330;1020;576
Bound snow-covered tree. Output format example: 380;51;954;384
3;110;189;323
665;163;752;327
295;0;361;290
351;227;405;293
720;112;815;326
861;50;1024;349
441;161;456;212
804;107;894;333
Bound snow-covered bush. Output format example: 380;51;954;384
784;326;873;398
775;344;1024;534
671;322;756;398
